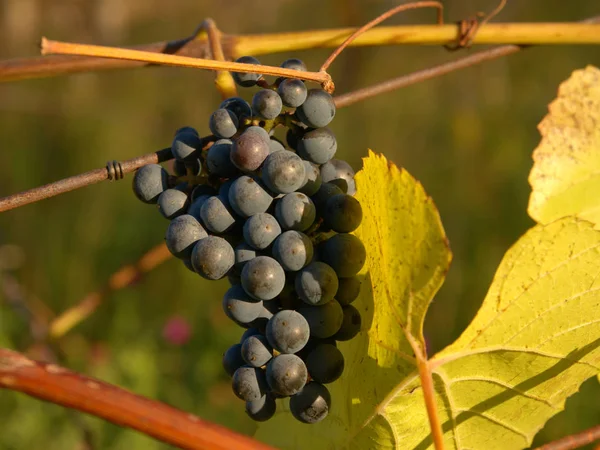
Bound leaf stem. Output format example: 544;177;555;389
320;1;443;72
40;38;332;90
416;355;445;450
197;19;238;99
532;424;600;450
0;348;275;450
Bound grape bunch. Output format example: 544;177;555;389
132;56;365;424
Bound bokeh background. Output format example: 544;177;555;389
1;0;599;449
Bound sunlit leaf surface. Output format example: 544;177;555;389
528;65;600;226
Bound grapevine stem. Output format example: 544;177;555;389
0;148;172;213
197;19;238;99
40;38;333;90
532;424;600;450
320;1;444;72
2;22;600;83
0;348;276;450
334;44;522;108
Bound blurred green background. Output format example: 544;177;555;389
1;0;599;449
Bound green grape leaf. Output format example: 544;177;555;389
255;151;452;448
528;65;600;226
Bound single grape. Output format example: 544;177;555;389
290;382;331;424
298;161;322;197
232;366;267;401
297;127;337;165
278;78;308;108
174;126;199;137
320;233;366;277
324;194;363;233
240;327;261;344
222;285;263;325
209;108;239;139
305;343;344;384
334;305;362;341
320;159;356;195
266;354;308;396
165;214;208;259
336;276;362;306
228;176;273;218
262;151;306;194
234;242;258;275
296;89;336;128
157;188;190;219
269;138;286;154
200;195;236;233
243;213;281;250
241;256;286;301
220;97;252;121
172;131;202;162
222;343;245;377
230;128;270;172
295;262;338;306
281;58;307;72
246;394;276;422
299;300;343;339
190;235;234;280
241;334;273;367
310;182;344;211
206;139;238;177
266;310;310;354
272;231;313;272
132;164;169;204
252;89;283;120
187;194;211;221
232;56;262;87
275;192;316;231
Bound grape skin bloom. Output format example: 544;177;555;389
241;256;286;301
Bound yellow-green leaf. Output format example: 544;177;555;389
254;151;452;449
383;217;600;450
528;65;600;226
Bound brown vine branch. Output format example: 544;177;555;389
335;13;600;108
197;19;238;99
533;424;600;450
40;38;333;91
320;1;443;72
50;243;172;339
0;148;173;213
0;348;275;450
334;44;522;108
